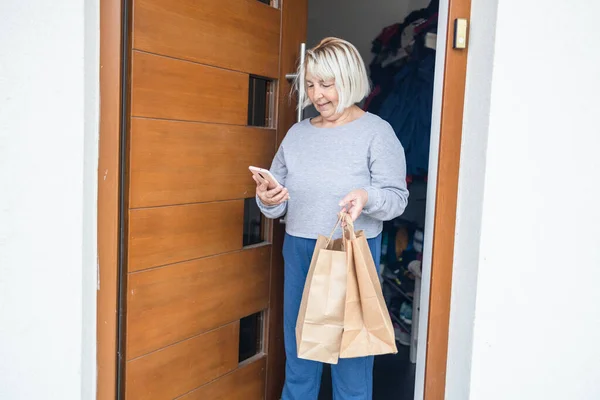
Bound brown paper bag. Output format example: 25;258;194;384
296;216;348;364
340;214;398;358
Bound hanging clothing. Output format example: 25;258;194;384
377;53;435;177
366;0;438;178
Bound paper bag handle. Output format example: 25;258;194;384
342;213;357;241
325;212;357;248
325;213;345;247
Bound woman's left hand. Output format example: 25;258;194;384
339;189;369;221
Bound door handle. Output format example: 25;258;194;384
285;42;306;123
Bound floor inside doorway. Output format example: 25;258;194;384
319;345;415;400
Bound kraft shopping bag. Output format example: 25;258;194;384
340;213;398;358
296;214;348;364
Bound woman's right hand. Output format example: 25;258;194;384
254;176;289;206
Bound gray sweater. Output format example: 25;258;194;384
257;112;409;239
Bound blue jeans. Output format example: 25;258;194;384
281;233;383;400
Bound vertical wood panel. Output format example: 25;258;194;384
129;118;276;208
131;51;249;124
424;0;472;399
128;200;244;272
133;0;281;78
97;0;121;397
127;246;271;359
125;323;239;400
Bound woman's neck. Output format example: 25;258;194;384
311;105;365;128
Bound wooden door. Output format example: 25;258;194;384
120;0;307;399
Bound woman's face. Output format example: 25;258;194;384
305;73;339;119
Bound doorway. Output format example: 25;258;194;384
97;0;471;398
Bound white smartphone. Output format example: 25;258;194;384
249;166;280;189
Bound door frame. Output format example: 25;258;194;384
417;0;472;398
96;0;472;398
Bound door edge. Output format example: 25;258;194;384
97;0;123;398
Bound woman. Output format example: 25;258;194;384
255;37;409;400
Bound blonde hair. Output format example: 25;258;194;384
295;37;370;114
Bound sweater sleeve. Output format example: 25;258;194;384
256;143;288;219
361;124;409;221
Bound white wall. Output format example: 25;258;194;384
0;0;99;399
307;0;430;66
448;0;600;399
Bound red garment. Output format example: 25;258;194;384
362;85;381;111
376;24;401;47
413;13;438;35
